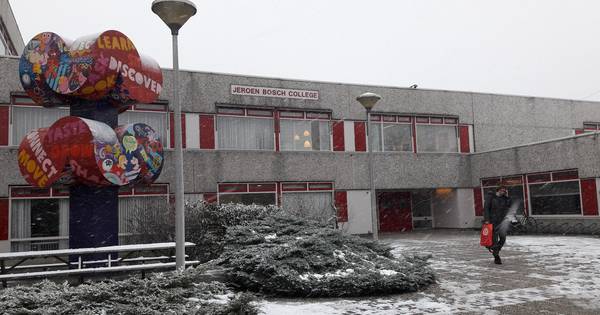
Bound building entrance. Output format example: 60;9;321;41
377;191;413;232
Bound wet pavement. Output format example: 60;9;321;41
260;230;600;314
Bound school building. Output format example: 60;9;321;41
1;1;600;253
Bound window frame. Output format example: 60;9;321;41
217;182;278;206
371;115;413;153
480;170;584;218
414;118;459;153
215;106;276;151
526;171;583;217
8;184;170;251
278;110;332;152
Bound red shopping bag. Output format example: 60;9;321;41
480;223;493;247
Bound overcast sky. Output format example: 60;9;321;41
10;0;600;101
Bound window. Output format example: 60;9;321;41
11;106;69;145
30;199;60;238
280;119;330;151
282;191;333;224
118;195;169;245
372;123;413;152
371;115;412;152
10;198;69;251
217;115;274;150
529;181;581;215
583;122;600;130
481;176;526;216
119;110;168;143
218;183;277;206
416;125;458;152
281;181;334;224
483;185;525;216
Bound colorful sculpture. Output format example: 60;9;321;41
17;31;164;188
17;30;165;252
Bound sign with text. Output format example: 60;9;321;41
231;84;319;100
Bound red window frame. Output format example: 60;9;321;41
552;170;579;181
527;172;552;183
430;117;443;124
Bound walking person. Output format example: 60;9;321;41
483;185;512;264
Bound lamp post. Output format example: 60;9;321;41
152;0;197;270
356;92;381;241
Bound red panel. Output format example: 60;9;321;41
334;191;348;222
575;129;585;135
354;121;366;152
281;182;308;191
199;115;215;149
0;106;8;146
459;125;470;153
332;121;345;151
218;183;248;193
249;183;277;192
378;192;412;232
503;176;523;186
0;198;8;240
552;170;579;181
169;112;186;149
481;178;501;187
473;187;483;216
134;184;169;195
203;193;217;204
527;173;551;183
11;187;51;198
306;112;330;120
581;179;599;216
444;117;458;124
430;117;443;124
308;182;333;191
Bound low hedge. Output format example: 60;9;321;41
217;214;435;297
0;267;258;315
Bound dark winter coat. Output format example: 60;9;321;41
483;192;512;225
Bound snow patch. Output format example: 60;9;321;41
264;233;277;241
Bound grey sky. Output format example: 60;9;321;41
10;0;600;101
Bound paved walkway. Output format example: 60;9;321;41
261;230;600;314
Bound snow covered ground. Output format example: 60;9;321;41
260;230;600;314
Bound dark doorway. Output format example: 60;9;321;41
378;191;413;232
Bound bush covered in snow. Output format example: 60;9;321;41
217;214;435;297
0;266;258;315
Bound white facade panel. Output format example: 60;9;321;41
185;113;200;149
344;190;372;234
343;121;355;152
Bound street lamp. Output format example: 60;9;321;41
152;0;197;270
356;92;381;241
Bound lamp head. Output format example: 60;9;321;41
152;0;197;34
356;92;382;110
